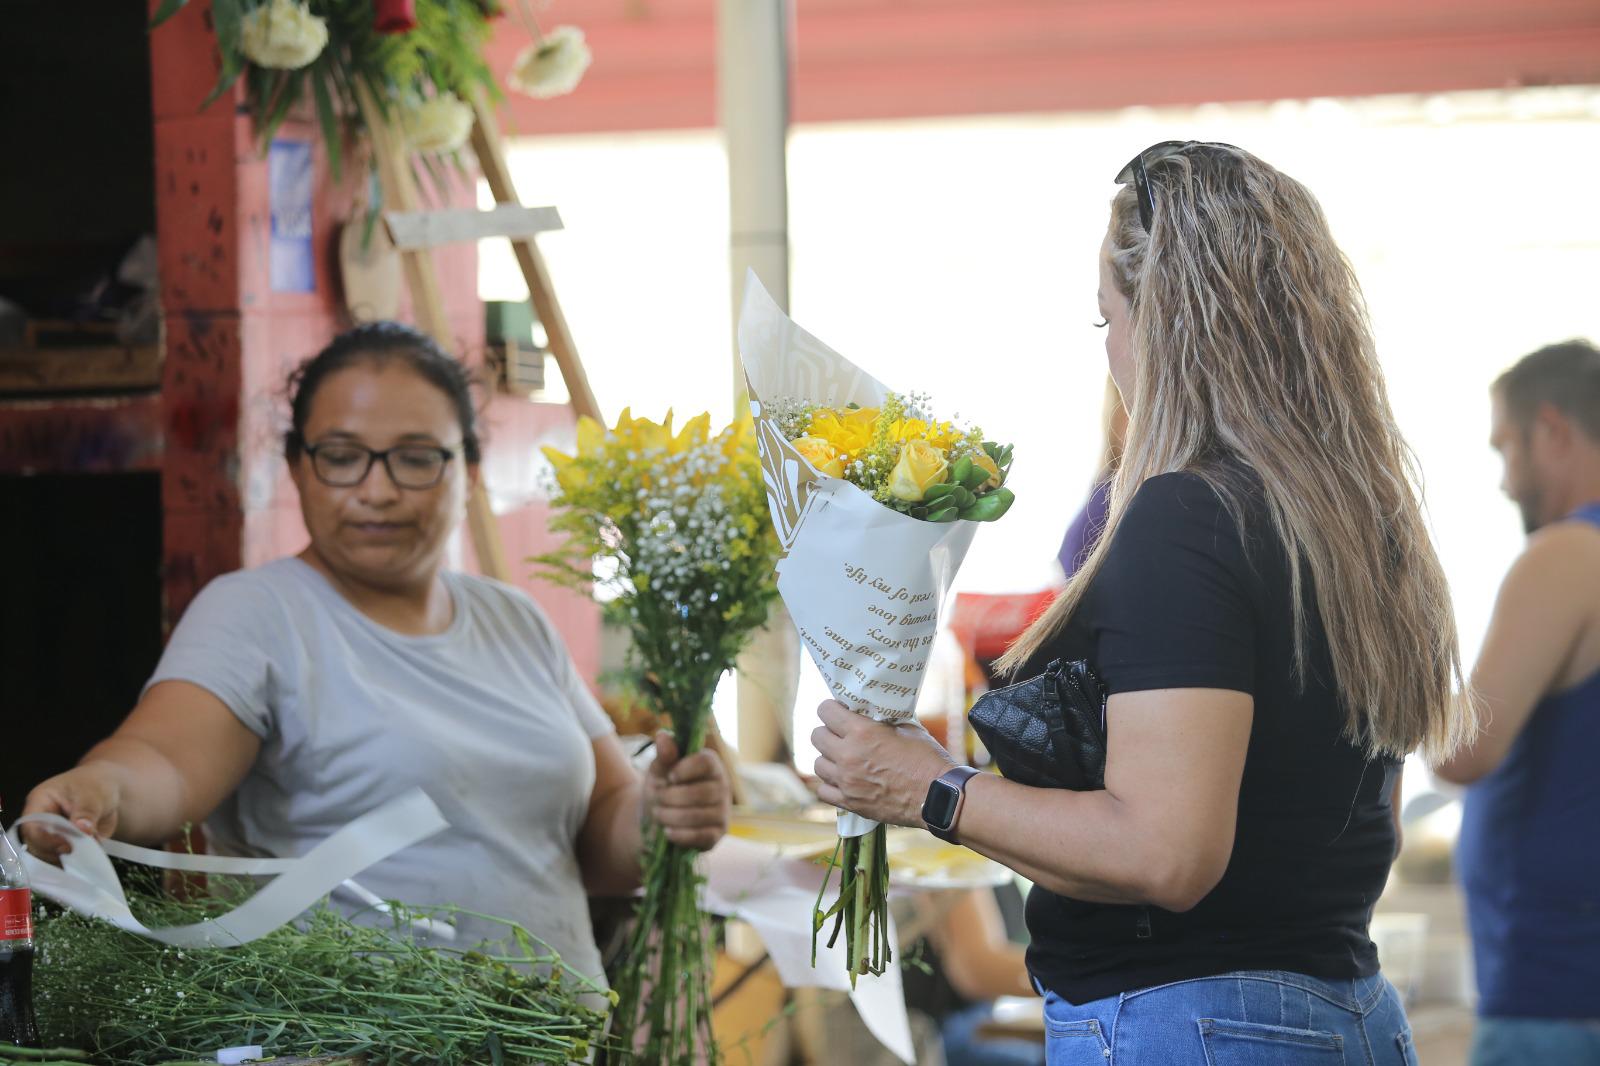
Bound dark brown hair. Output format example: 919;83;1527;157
1493;339;1600;443
284;321;482;463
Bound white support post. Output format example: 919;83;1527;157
720;0;800;766
720;0;792;329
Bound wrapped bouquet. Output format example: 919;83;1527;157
737;274;1015;983
538;409;780;1065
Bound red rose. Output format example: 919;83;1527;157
373;0;418;33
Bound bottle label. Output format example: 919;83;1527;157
0;888;32;941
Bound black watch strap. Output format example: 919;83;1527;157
922;765;981;843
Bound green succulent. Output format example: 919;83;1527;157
908;441;1016;523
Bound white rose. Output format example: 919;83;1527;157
239;0;329;70
403;93;475;154
508;25;592;100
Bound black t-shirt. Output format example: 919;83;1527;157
1022;469;1399;1005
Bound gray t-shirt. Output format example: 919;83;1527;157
146;557;614;982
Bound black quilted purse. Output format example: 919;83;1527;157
967;659;1108;791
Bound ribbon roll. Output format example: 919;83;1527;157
7;788;452;947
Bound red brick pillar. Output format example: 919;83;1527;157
147;1;484;623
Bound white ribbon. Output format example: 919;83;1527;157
6;788;452;947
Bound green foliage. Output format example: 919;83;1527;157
29;888;611;1065
156;0;502;181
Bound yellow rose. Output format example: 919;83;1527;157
887;439;949;502
841;405;880;438
791;435;846;478
971;452;1003;491
808;407;878;456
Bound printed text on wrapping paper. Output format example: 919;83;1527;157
801;625;921;702
845;565;933;605
795;561;952;705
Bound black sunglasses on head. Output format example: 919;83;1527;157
1114;140;1242;232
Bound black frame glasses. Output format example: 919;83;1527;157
302;441;459;489
1114;140;1241;233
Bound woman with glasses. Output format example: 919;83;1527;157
811;143;1474;1063
20;321;731;990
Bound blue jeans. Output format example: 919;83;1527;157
1042;970;1416;1065
1470;1017;1600;1066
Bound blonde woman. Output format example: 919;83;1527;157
812;142;1472;1064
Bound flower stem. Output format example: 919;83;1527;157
810;825;892;989
514;0;544;41
609;690;722;1066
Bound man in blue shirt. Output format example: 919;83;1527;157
1438;339;1600;1066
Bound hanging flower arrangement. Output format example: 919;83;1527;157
509;24;592;99
151;0;592;179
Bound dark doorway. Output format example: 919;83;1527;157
0;473;162;812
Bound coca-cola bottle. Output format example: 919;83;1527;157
0;799;39;1048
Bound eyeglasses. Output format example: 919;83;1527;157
1114;140;1241;233
302;441;459;489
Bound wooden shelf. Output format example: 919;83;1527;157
0;342;162;394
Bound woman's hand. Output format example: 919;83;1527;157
20;765;123;865
811;700;956;827
644;732;731;851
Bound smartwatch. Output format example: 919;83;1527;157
921;765;981;843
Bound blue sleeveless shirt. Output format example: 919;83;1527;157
1456;503;1600;1019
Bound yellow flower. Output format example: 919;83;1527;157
892;417;959;452
674;412;711;454
791;435;846;478
542;445;586;493
971;452;1003;491
720;408;757;462
887;439;949;502
575;415;605;457
841;405;879;437
615;407;672;453
807;407;878;456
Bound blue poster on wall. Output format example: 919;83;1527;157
269;140;315;293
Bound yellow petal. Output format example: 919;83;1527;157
971;452;1003;490
575;416;605;456
887;439;949;502
675;412;711;453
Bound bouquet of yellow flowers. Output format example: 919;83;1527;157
773;392;1014;525
538;409;780;1066
738;273;1016;985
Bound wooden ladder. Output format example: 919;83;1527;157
355;82;599;583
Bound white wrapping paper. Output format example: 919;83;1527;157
701;837;915;1064
739;272;977;838
7;788;451;947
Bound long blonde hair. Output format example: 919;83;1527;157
1001;145;1473;762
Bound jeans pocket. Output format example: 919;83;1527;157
1045;1017;1112;1066
1198;1019;1347;1065
1395;1029;1419;1066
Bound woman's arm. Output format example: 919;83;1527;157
22;680;262;861
576;732;732;897
934;888;1035;1002
813;686;1252;912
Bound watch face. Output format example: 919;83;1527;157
922;781;961;829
